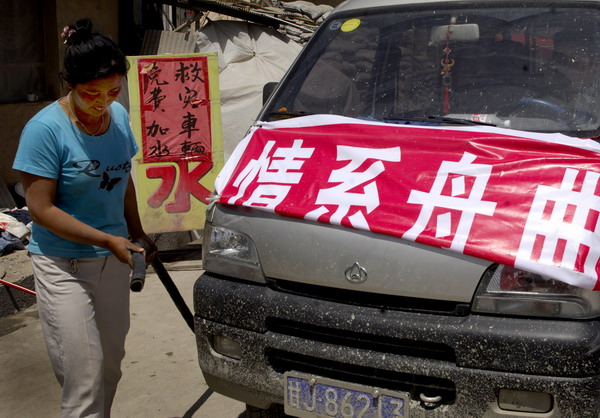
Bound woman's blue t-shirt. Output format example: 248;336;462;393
12;100;139;258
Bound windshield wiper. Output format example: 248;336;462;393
267;110;314;118
384;115;496;127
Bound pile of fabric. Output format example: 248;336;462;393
0;208;31;256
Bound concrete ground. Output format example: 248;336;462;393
0;259;247;418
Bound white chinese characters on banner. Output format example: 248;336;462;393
305;146;401;230
402;152;497;252
228;139;315;209
218;115;600;289
515;168;600;287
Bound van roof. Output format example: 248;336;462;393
333;0;599;14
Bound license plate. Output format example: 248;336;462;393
284;372;410;418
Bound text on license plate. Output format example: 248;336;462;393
285;372;409;418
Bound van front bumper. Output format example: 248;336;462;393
194;272;600;417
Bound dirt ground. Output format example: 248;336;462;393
1;249;32;282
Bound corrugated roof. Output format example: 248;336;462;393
151;0;335;43
153;0;285;29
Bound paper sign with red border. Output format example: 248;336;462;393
128;53;223;233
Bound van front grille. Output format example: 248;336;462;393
266;318;456;363
268;278;470;316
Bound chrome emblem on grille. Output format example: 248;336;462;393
344;262;367;284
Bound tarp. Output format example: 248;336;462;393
194;20;303;161
216;115;600;290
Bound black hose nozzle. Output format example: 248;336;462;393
130;241;147;292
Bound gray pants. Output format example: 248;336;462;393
31;254;131;418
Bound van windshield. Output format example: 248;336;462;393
263;4;600;138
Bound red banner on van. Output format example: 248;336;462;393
217;115;600;290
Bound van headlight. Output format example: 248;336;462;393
473;264;600;319
202;224;266;282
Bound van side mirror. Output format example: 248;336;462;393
263;82;279;105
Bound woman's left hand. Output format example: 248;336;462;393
133;234;158;263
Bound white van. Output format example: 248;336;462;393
194;0;600;416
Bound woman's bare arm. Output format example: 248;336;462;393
20;171;140;266
123;176;157;260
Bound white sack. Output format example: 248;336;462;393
282;1;333;21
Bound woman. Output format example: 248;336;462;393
12;19;155;417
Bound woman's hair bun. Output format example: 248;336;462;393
60;18;128;85
61;18;93;45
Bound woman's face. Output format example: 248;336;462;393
70;73;124;117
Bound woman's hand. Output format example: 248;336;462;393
106;235;145;268
132;234;158;263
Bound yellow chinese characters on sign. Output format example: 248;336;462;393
127;53;223;233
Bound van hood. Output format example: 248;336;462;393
210;202;491;304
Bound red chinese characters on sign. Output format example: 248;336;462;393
146;161;213;213
138;57;212;163
218;117;600;290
